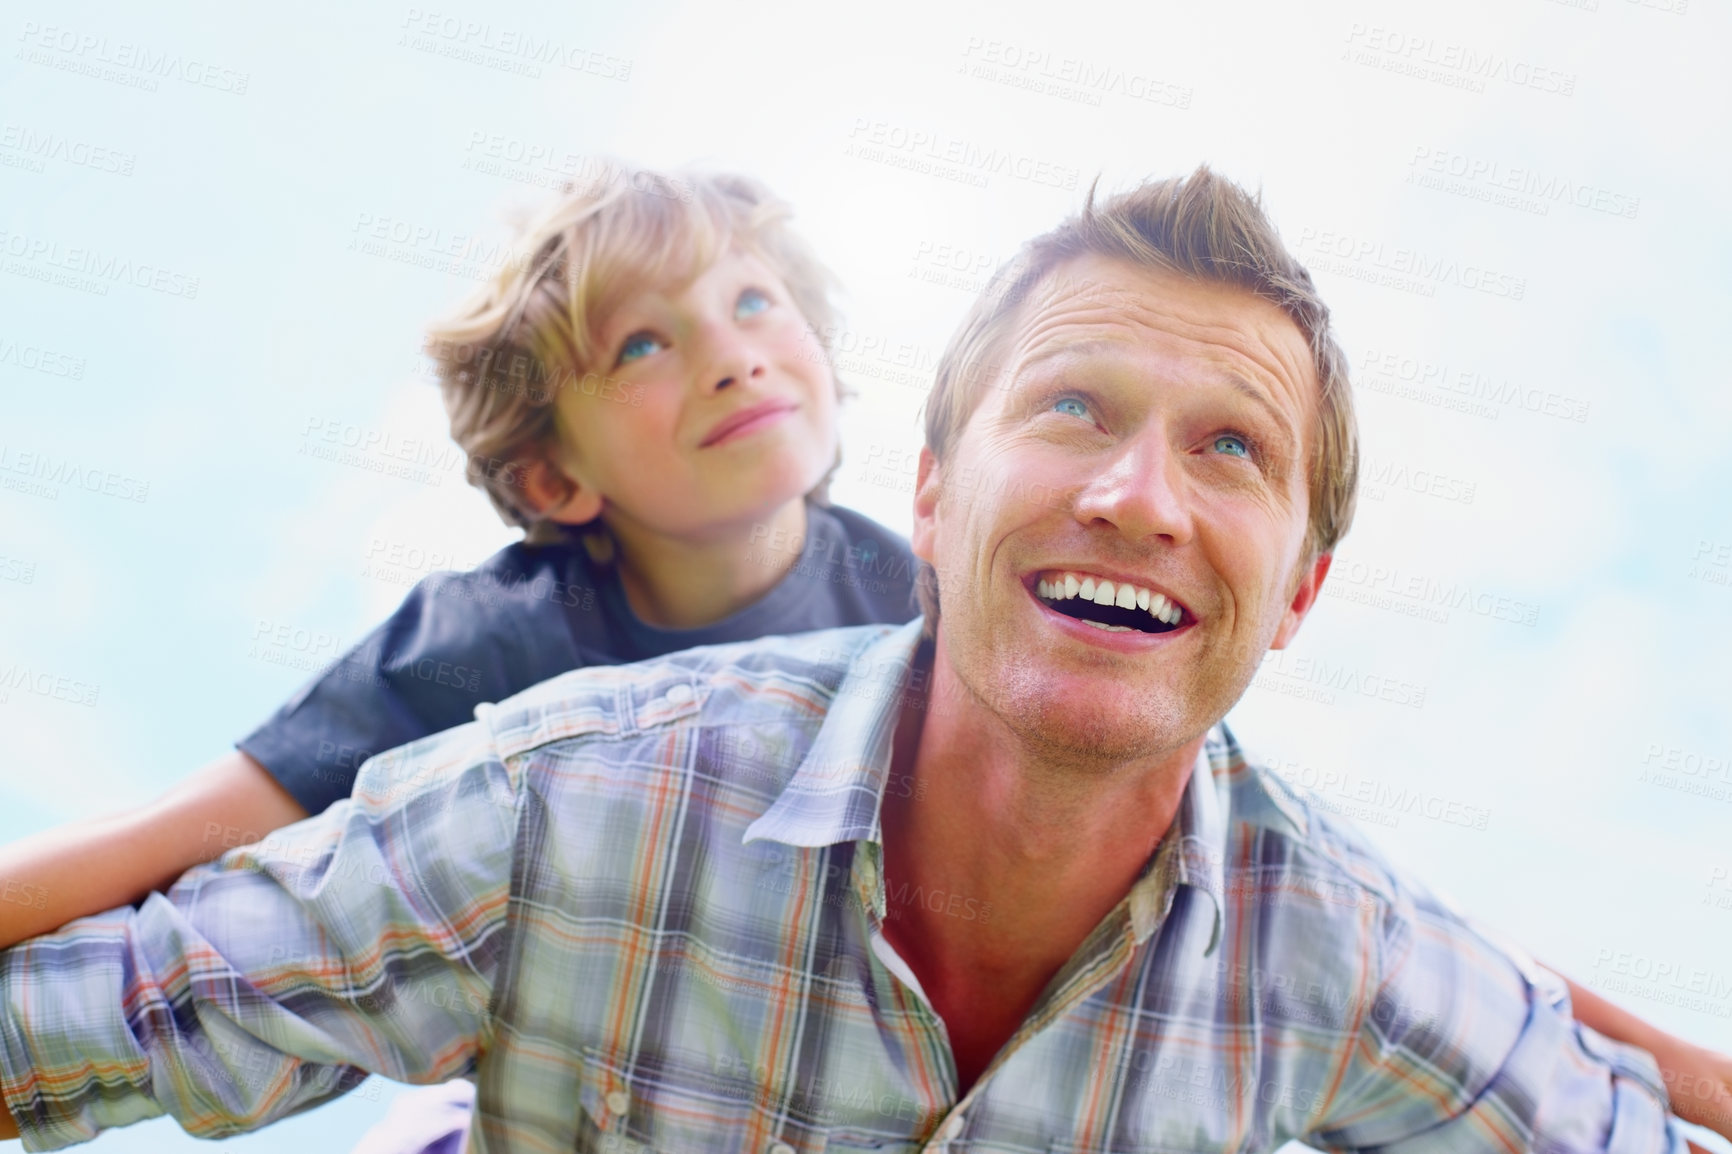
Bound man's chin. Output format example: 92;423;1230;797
988;682;1199;773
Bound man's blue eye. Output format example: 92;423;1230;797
618;333;662;365
1052;397;1090;419
736;288;771;319
1213;434;1251;458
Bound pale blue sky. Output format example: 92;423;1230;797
2;0;1729;1149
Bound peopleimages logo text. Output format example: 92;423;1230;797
1295;228;1525;300
15;22;249;94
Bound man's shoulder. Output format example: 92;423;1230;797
475;622;903;763
1209;728;1407;913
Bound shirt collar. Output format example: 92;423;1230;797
741;616;1228;955
742;618;924;850
1128;738;1227;954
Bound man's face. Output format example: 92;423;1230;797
911;255;1331;767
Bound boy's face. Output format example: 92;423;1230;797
547;247;840;543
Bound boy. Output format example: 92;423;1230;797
0;164;920;1149
0;163;1726;1146
0;165;918;936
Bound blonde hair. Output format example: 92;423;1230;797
427;163;843;544
917;166;1359;624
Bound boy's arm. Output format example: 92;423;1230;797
0;721;517;1148
1561;973;1732;1140
0;750;308;948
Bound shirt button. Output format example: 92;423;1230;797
769;1143;796;1154
605;1089;631;1116
664;683;694;705
943;1113;966;1140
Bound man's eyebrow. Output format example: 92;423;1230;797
1017;340;1295;435
1220;371;1294;436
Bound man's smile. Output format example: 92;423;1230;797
1034;569;1187;629
1022;568;1199;644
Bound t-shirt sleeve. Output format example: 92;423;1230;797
238;568;572;814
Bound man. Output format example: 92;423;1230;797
0;169;1697;1151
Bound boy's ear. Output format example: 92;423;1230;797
519;456;604;525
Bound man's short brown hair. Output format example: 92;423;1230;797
917;166;1358;623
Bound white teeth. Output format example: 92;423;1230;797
1081;620;1133;632
1035;569;1187;629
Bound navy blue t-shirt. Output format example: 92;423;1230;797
239;503;918;813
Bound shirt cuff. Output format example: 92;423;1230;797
0;925;165;1151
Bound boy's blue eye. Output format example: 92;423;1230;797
1052;397;1090;420
735;288;771;319
1213;433;1251;458
617;332;663;366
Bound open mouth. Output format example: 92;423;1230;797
1032;570;1188;635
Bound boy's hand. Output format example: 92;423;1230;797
1557;970;1732;1141
1658;1038;1732;1139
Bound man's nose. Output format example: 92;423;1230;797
1072;432;1194;545
695;323;766;393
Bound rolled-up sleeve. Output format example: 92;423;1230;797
1309;892;1687;1154
0;715;520;1151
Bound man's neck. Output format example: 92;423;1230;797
607;498;809;629
886;635;1202;910
877;635;1203;1092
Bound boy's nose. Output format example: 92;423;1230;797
712;362;766;392
702;330;767;393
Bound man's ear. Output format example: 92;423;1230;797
910;447;943;564
519;456;604;526
1269;552;1332;650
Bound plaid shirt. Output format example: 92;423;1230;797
0;620;1685;1152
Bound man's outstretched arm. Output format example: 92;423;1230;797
0;719;518;1149
1559;974;1732;1142
1307;887;1707;1153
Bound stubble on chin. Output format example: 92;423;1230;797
952;629;1214;779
